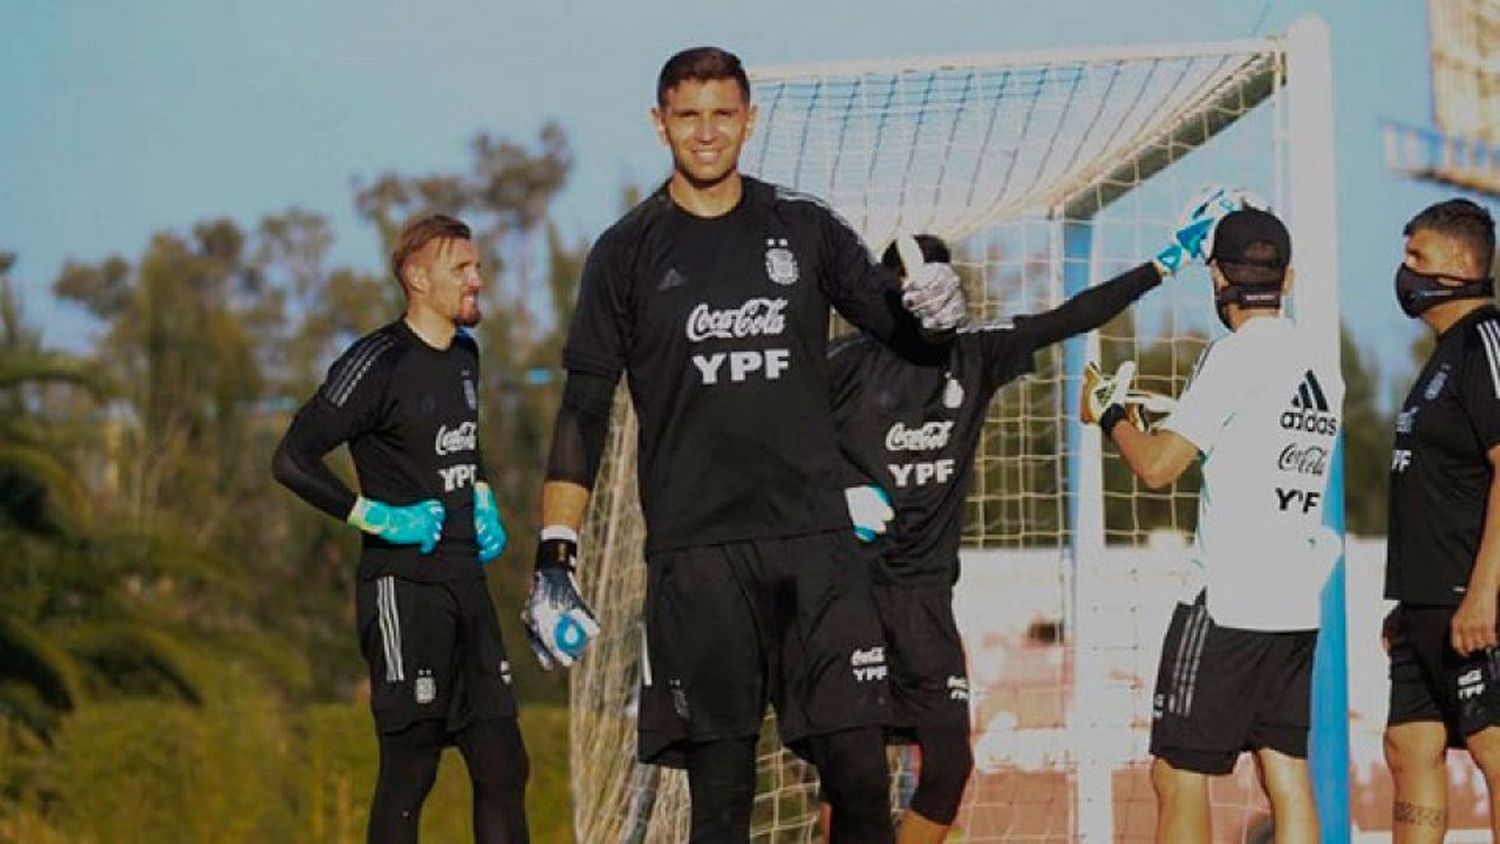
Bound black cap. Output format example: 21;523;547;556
1210;208;1291;268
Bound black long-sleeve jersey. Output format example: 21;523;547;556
1386;305;1500;605
829;262;1163;586
562;177;931;554
272;320;488;582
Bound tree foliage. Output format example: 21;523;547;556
0;257;245;748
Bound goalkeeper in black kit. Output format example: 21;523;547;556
271;215;529;843
522;46;967;843
823;195;1244;843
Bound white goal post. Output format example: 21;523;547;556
569;17;1344;843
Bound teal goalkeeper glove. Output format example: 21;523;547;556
1154;187;1254;275
347;496;445;553
473;482;508;563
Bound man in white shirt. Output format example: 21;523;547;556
1082;206;1342;843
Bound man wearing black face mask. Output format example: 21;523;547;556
1381;198;1500;843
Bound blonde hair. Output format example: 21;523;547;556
390;214;472;287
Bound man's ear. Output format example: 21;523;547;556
1282;266;1296;296
404;261;429;297
650;107;668;146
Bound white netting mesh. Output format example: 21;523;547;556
572;35;1311;842
745;44;1280;246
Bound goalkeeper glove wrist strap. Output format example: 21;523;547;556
1098;404;1129;439
536;524;579;571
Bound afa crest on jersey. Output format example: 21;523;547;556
943;374;964;409
415;669;436;704
1425;364;1451;400
764;237;799;286
463;377;478;410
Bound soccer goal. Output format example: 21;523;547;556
569;16;1344;843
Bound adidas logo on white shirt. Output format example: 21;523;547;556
1281;370;1337;434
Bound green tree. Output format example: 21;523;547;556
1341;325;1392;535
0;252;104;740
51;226;319;703
0;253;243;753
54;221;267;534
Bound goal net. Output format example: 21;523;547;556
571;19;1342;843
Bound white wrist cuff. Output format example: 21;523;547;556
540;525;580;544
347;496;371;525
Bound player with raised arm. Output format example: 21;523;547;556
820;197;1237;843
271;215;529;843
1083;204;1340;843
1381;199;1500;844
522;46;964;842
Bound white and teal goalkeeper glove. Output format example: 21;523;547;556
1154;187;1257;275
896;236;967;333
845;485;894;543
522;526;602;670
347;496;445;553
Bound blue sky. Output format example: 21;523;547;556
0;0;1483;397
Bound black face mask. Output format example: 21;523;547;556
1213;283;1283;330
1395;264;1494;317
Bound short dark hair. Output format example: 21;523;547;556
657;47;750;108
1403;198;1495;275
880;234;952;276
390;214;471;285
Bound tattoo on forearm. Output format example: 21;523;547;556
1393;801;1447;828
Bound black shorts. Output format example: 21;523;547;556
1149;597;1316;775
1387;603;1500;746
870;583;970;738
355;575;517;735
637;530;890;767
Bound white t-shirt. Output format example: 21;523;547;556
1162;316;1343;631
